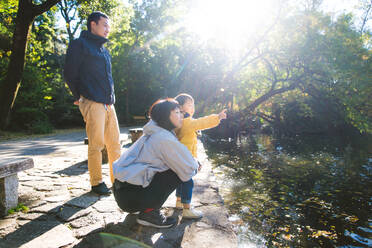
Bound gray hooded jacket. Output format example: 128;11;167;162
113;120;198;187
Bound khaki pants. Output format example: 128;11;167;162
79;97;121;186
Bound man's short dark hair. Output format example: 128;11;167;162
87;11;108;32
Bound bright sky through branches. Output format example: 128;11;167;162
183;0;277;51
181;0;370;52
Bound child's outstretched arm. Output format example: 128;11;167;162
186;109;227;131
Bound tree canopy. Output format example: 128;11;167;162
0;0;370;134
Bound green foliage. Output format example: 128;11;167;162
7;203;29;215
0;0;17;80
9;11;59;133
226;6;372;134
0;0;370;135
10;107;54;134
108;0;190;121
29;119;54;134
77;0;120;21
2;6;83;133
99;233;151;248
58;0;122;42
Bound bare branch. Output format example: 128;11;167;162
243;78;301;113
72;19;83;36
285;67;290;81
360;2;371;33
58;1;69;21
262;57;278;89
256;111;275;123
32;0;61;17
223;4;282;83
239;52;265;69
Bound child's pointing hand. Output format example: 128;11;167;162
218;109;227;120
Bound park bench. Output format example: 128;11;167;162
133;115;147;121
84;134;128;163
129;128;143;143
132;115;148;125
132;115;147;122
0;158;34;216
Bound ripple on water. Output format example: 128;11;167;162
344;230;372;247
204;133;372;247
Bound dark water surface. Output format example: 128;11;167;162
202;133;372;247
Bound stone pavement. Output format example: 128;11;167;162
0;127;237;248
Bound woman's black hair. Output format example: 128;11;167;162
149;98;180;131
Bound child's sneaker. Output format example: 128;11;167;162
182;208;203;219
175;200;183;209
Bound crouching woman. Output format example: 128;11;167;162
113;98;198;228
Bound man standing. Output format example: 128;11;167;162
64;12;121;195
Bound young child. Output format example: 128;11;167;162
174;93;227;218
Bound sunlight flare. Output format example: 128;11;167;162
184;0;277;50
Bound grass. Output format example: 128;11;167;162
0;127;85;142
0;125;137;142
7;203;29;215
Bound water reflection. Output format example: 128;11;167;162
202;134;372;247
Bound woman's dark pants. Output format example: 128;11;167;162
113;170;183;213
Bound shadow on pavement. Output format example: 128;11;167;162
53;160;88;176
74;210;196;248
0;192;99;248
0;131;86;157
53;140;133;177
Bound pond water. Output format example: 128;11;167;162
202;133;372;247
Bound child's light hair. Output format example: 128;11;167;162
175;93;194;106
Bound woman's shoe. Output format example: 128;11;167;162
137;209;177;228
182;208;203;219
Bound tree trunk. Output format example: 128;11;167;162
0;0;34;129
0;0;61;129
125;59;131;123
125;87;130;123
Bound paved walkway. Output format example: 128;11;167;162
0;128;237;248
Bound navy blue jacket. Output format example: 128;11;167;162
64;31;115;105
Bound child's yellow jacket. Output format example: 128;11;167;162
175;114;220;158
